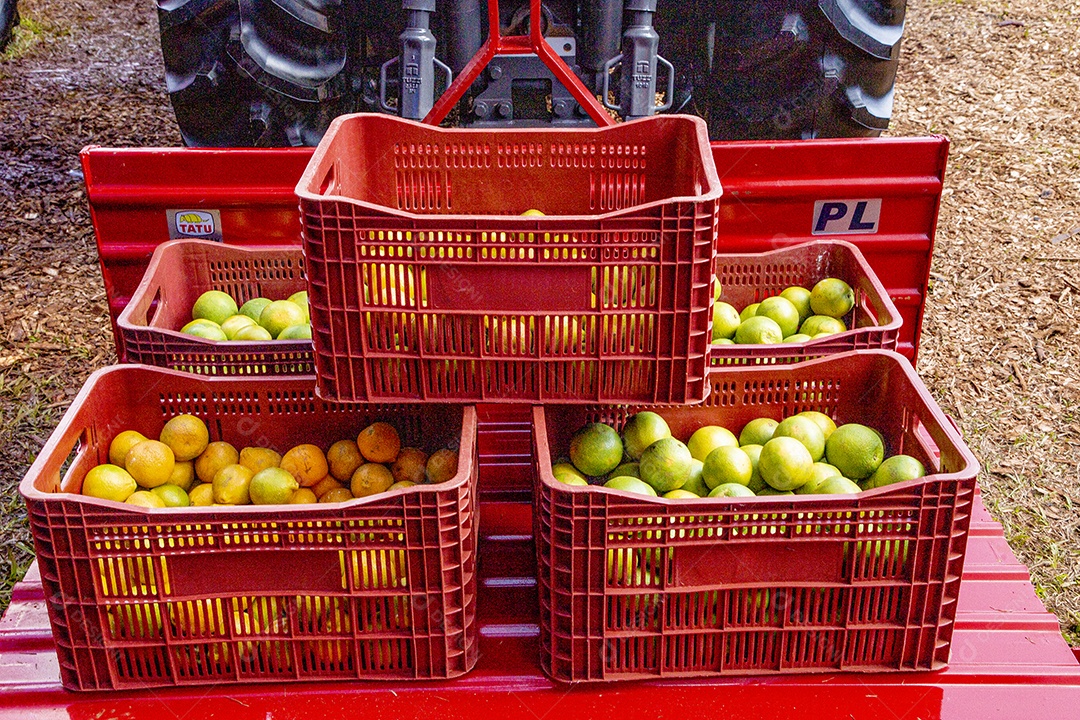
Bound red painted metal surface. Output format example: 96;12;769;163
421;0;613;127
3;460;1078;718
82;136;946;366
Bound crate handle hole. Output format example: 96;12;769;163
59;427;93;493
146;287;163;327
319;163;338;196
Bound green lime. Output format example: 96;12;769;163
712;301;741;341
779;286;813;323
181;320;227;341
604;476;658;497
813;476;862;495
810;278;855;318
702;446;753;489
192;290;238;325
797;411;837;441
639;437;694;493
681;459;708;496
259;300;307;338
553;462;589;484
825;424;885;480
663;489;700;500
569;423;624;477
783;334;812;343
756;296;801;338
687;425;738;462
239;297;273;323
622;412;672;460
864;454;926;489
220;314;258;339
759;437;813;491
708;483;756;498
740;444;766;493
235;324;274;341
739;417;778;447
609;461;641;480
757;487;794;496
150;484;190;507
799;315;848;336
287;290;310;322
794;462;843;495
278;323;312;340
739;303;760;322
773;416;826;461
735;315;783;344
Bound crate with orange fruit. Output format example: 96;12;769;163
19;364;478;691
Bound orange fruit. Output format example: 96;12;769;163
357;422;401;464
426;448;459;484
320;487;354;503
239;447;282;474
311;475;345;498
126;490;167;508
125;440;176;489
189;483;215;506
108;430;147;467
195;441;239;483
350;463;395;498
288;488;318;504
164;460;195;491
326;439;364;482
159;414;210;462
280;444;329;487
388;481;417;491
391;447;428;485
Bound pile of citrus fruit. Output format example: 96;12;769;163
181;289;312;341
553;410;926;498
82;414;459;507
712;277;856;344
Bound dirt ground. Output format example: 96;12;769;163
1;0;1079;646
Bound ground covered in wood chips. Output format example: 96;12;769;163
1;0;1079;643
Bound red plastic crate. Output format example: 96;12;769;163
116;240;313;375
532;350;979;682
19;366;479;691
710;240;901;365
295;114;722;404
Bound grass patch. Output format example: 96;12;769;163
1;14;47;62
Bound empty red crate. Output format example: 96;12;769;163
532;350;979;682
117;240;313;375
711;241;901;365
19;366;478;691
295;114;722;404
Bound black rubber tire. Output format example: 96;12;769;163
0;0;19;53
158;0;367;147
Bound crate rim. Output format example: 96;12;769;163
711;239;904;347
19;363;478;514
114;239;312;351
533;349;981;506
295;114;724;222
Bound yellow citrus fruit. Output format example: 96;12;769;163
189;483;215;506
779;286;813;323
810;278;855;319
192;290;238;325
639;437;693;493
357;422;401;464
280;444;329;487
327;439;364;481
195;441;239;483
165;460;195;491
702;446;753;489
708;483;756;498
126;490;167;508
238;446;282;474
681;459;708;496
735;315;783;344
797;411;837;440
783;333;812;343
109;430;147;467
813;476;862;495
773;416;826;462
687;425;739;462
151;484;191;507
250;467;300;505
712;301;741;341
426;448;459;484
239;297;272;323
259;300;306;338
311;476;345;498
756;296;801;338
277;324;312;340
739;303;760;322
388;480;417;491
795;462;843;495
391;447;428;485
320;487;354;503
220;314;258;339
622;412;672;461
350;463;395;498
212;464;254;505
825;424;885;481
125;440;176;489
604;476;657;496
664;489;699;499
864;454;925;490
759;436;814;491
159;414;209;462
553;462;589;484
739;418;778;447
182;319;228;341
741;444;766;492
234;324;273;341
569;423;622;476
288;488;318;504
287;291;310;321
521;208;545;217
82;464;137;502
800;315;847;336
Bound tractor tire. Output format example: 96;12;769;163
157;0;360;147
672;0;906;140
0;0;19;53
